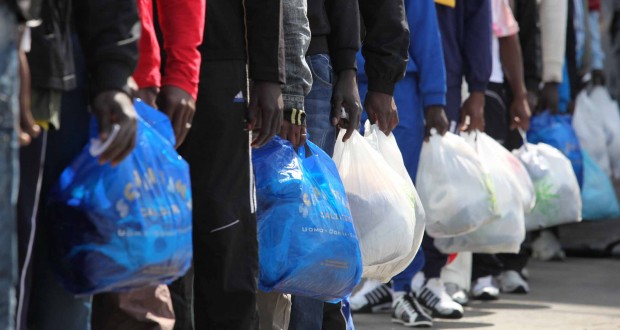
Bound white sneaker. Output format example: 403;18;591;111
445;282;469;306
471;275;499;301
417;278;464;319
350;280;392;313
532;230;566;261
391;294;433;328
497;270;530;294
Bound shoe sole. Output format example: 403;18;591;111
503;286;528;294
391;318;433;328
352;302;392;314
429;309;463;319
473;292;499;301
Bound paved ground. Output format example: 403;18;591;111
353;258;620;330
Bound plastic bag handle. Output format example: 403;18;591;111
518;128;529;151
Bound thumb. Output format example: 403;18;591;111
96;106;112;141
331;95;344;126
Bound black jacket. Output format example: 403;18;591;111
307;0;361;73
200;0;285;84
25;0;139;98
359;0;409;95
4;0;41;21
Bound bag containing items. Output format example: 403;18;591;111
435;132;526;254
48;100;193;295
362;123;425;281
253;137;362;301
416;130;498;238
333;130;416;282
513;142;582;230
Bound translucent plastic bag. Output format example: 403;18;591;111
434;132;526;254
48;100;192;295
573;91;611;175
513;142;582;230
589;87;620;179
363;124;425;280
416;131;498;238
581;150;620;220
253;137;362;301
333;130;416;282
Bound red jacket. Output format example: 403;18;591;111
134;0;205;99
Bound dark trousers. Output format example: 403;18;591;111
421;234;448;279
172;60;259;330
472;82;529;280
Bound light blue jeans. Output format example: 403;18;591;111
0;4;20;330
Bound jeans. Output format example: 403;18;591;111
0;5;19;330
289;54;348;330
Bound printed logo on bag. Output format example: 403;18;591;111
532;178;560;217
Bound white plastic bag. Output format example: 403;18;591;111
435;132;526;254
333;130;416;281
363;124;425;279
513;142;582;230
573;91;611;175
416;131;498;238
589;87;620;179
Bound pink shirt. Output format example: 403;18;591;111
492;0;519;38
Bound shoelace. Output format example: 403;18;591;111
396;296;418;318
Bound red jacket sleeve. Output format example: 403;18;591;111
134;0;162;89
158;0;206;99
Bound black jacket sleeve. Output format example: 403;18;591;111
514;0;541;93
73;0;140;98
359;0;409;95
326;0;361;73
246;0;286;84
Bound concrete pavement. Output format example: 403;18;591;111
353;258;620;330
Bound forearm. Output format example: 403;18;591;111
540;0;567;82
463;0;492;92
281;0;312;111
246;0;285;84
158;0;205;99
359;0;409;95
500;34;527;98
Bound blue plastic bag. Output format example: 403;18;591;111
48;100;192;295
528;111;584;187
253;137;362;302
581;151;620;220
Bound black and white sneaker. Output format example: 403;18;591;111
350;282;392;313
392;294;432;328
417;278;464;319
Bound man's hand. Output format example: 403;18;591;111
539;82;559;113
365;91;398;136
331;69;362;142
136;87;159;108
248;81;283;147
279;121;306;148
509;94;531;131
157;86;196;148
526;90;538;112
460;92;485;132
18;48;40;146
591;69;606;86
424;105;449;140
91;91;138;166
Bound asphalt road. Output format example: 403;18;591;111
353;258;620;330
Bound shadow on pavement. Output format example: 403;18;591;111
468;301;551;310
432;321;494;329
461;309;495;318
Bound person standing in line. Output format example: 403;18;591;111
170;0;285;328
90;0;205;329
470;0;532;302
350;0;449;328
